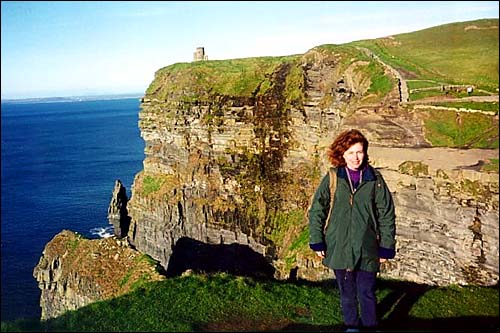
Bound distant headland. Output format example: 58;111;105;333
1;92;144;104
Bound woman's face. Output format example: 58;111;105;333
343;142;364;170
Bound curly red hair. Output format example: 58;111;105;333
327;129;369;167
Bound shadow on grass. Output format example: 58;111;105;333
383;316;499;332
280;316;499;332
377;278;433;327
377;279;499;332
281;278;499;332
277;323;345;332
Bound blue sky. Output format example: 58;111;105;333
1;1;498;99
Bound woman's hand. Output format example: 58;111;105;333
315;251;325;258
379;258;387;263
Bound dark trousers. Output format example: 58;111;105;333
334;269;378;328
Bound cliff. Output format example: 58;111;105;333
126;45;498;286
34;19;499;319
33;230;165;320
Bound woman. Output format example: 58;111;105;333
308;129;396;332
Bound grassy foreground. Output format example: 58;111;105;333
2;272;498;332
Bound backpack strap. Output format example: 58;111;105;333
323;167;337;231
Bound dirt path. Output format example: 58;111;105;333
406;95;499;104
357;47;499;107
357;47;409;103
370;146;498;172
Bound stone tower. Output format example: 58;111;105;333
193;47;208;61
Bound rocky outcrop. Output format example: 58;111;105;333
107;179;130;238
33;230;165;320
124;47;498;286
370;148;499;285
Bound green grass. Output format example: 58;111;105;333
409;89;446;101
410;284;498;319
146;55;302;102
351;19;499;92
431;101;499;114
423;109;499;148
142;175;164;195
409;88;492;101
2;273;498;332
366;61;394;96
407;80;441;90
481;158;499;173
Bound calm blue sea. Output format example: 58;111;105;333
1;97;145;321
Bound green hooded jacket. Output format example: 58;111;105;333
308;165;396;272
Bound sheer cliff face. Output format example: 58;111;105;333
126;47;498;286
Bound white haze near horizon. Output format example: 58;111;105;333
1;1;498;100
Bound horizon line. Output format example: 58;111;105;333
1;92;145;103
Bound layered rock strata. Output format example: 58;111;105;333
370;148;498;285
125;48;498;286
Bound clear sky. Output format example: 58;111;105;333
1;1;498;99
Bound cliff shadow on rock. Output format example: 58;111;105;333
165;237;275;279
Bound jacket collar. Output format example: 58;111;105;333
337;164;377;182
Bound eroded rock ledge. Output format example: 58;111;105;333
33;230;164;320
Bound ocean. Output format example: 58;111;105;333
1;97;145;321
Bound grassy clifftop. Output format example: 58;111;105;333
3;272;498;332
146;19;498;103
145;55;303;102
351;18;499;91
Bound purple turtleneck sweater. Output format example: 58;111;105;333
346;167;362;190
